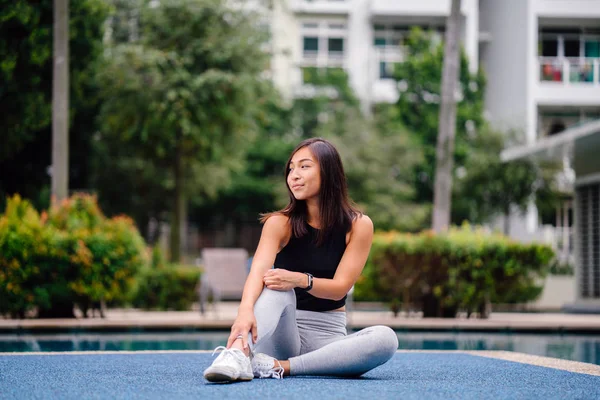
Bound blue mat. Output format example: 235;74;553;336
1;352;598;399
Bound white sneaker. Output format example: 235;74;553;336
203;346;254;383
252;353;284;379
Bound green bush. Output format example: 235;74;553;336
130;258;201;311
0;194;148;318
354;225;554;318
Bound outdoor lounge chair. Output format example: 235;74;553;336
197;248;249;315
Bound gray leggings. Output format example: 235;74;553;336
250;288;398;377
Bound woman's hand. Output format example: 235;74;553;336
263;268;305;291
226;310;257;350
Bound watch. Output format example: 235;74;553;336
304;272;314;291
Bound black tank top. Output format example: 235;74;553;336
274;222;347;312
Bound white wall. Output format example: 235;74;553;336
480;0;532;138
347;0;372;114
533;0;600;17
271;1;299;101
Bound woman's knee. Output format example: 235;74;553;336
370;325;398;360
255;288;296;311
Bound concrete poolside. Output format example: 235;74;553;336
1;350;600;399
2;302;600;333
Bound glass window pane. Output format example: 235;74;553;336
379;62;387;79
303;37;319;52
541;39;558;57
585;41;600;58
374;24;385;31
564;39;579;57
328;38;344;53
374;37;386;47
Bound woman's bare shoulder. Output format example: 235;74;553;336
350;214;374;236
263;213;290;233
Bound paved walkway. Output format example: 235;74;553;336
1;350;599;399
2;303;600;332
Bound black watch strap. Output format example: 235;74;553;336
304;273;314;291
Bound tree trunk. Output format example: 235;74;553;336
51;0;70;203
503;205;511;236
170;139;184;263
432;0;462;233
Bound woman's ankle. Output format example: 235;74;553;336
230;337;250;357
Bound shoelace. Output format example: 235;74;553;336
257;359;284;379
211;346;247;363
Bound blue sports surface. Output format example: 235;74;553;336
1;352;599;399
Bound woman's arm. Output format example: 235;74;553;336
307;215;374;301
239;214;289;313
226;214;289;349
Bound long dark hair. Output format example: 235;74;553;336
261;138;361;246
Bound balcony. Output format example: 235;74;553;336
539;57;600;84
290;0;350;15
299;51;345;68
536;57;600;106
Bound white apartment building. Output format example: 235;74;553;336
271;0;599;138
270;0;600;309
271;0;480;108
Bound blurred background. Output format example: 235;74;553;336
1;0;599;322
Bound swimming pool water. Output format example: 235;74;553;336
1;331;599;366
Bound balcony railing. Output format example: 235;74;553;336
539;57;600;85
300;51;345;68
375;45;406;64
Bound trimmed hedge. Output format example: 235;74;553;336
129;263;201;311
0;194;147;318
354;225;555;318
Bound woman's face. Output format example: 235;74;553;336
287;146;321;201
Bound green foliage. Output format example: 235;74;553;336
388;28;562;227
354;225;554;318
0;194;148;318
96;0;273;259
288;68;428;231
389;28;486;224
328;104;429;231
454;127;563;227
0;0;111;211
129;247;200;311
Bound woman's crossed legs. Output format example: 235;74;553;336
251;288;398;377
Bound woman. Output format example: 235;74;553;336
203;138;398;383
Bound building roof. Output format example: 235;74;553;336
501;119;600;163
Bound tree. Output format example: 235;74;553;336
52;0;69;202
296;69;427;231
98;0;272;261
390;27;486;228
0;0;110;210
432;0;462;232
455;128;562;234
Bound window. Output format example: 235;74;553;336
303;37;319;52
564;39;579;57
379;62;398;79
328;38;344;53
374;37;386;47
541;39;558;57
585;40;600;58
